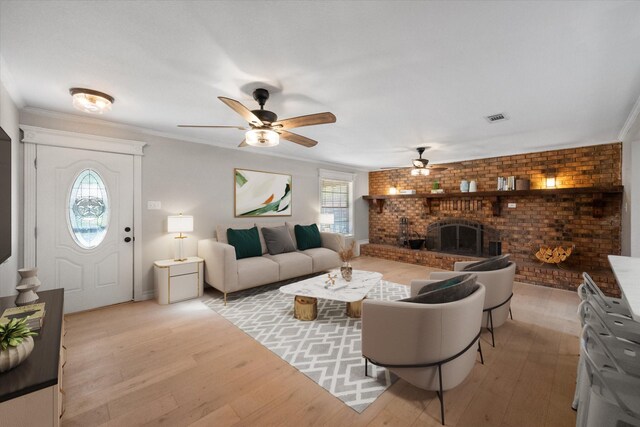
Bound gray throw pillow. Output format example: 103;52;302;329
261;225;296;255
462;254;511;272
402;274;478;304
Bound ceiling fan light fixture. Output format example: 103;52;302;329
245;129;279;147
411;168;430;176
69;88;114;114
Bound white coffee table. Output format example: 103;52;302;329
279;270;383;320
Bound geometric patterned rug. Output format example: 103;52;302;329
203;275;410;412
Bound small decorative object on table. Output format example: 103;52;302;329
16;267;40;306
460;179;469;192
324;273;338;287
0;317;37;373
1;303;46;331
535;244;574;268
338;241;355;281
469;179;477;192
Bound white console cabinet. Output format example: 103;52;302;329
154;257;204;304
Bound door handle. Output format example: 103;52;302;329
124;237;132;243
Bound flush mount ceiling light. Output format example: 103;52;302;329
69;88;114;114
245;128;279;147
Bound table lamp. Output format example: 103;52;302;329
167;213;193;261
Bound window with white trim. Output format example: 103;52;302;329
319;169;355;235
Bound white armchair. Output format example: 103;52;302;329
429;261;516;347
361;282;486;425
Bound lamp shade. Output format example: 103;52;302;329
245;129;279;147
167;215;193;233
411;168;430;176
320;213;335;225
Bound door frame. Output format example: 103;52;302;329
21;125;148;301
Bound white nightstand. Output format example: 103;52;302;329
154;257;204;304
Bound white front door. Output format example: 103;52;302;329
36;145;134;313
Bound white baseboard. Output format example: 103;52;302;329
137;289;155;301
355;239;369;257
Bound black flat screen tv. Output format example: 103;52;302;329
0;126;11;264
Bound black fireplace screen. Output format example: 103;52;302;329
426;219;500;257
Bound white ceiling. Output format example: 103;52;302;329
1;1;640;170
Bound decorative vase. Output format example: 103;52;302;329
469;180;477;192
460;179;469;192
0;336;35;373
16;268;41;306
340;263;353;282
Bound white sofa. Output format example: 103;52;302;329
197;222;344;302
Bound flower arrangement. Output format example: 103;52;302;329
338;241;356;265
0;317;37;351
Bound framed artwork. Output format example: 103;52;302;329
234;168;292;217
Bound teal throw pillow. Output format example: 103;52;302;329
227;226;262;260
294;224;322;250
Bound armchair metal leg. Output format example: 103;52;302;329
436;364;445;425
488;310;495;348
364;331;482;425
365;358;369;377
509;307;513;320
224;292;227;306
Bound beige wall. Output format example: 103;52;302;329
18;110;368;297
0;80;21;296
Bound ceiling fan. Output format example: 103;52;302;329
178;88;336;148
382;147;457;175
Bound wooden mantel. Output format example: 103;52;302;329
363;185;623;217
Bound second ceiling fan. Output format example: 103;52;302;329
178;88;336;148
383;147;457;175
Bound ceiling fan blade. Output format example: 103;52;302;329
218;96;264;126
273;112;336;130
177;125;246;129
238;139;248;148
428;162;463;171
279;130;317;148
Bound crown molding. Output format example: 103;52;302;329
619;92;640;142
20;107;369;172
20;124;146;156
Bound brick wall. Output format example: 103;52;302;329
365;143;623;295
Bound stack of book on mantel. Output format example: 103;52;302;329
0;302;46;331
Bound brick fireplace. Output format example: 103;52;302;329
361;143;623;295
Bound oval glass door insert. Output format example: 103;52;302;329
68;169;110;249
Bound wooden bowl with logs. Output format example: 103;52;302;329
534;244;575;267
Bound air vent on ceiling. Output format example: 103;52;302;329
485;112;509;123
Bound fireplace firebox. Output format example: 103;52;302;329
426;219;500;257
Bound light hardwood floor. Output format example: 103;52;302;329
62;256;580;426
